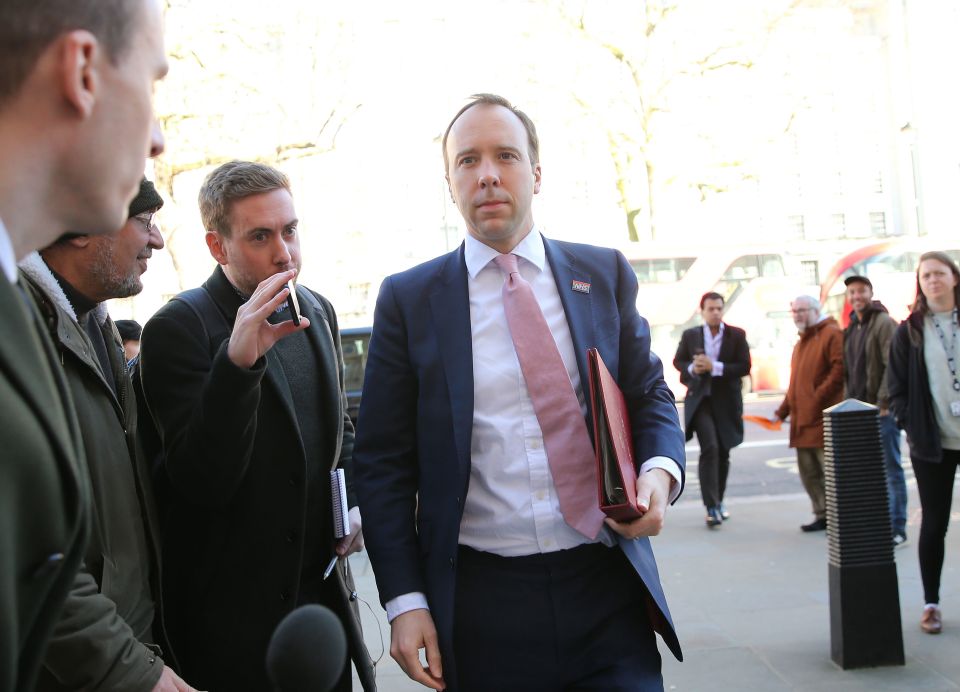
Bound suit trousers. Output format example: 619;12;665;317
452;543;662;692
691;397;730;509
796;447;826;520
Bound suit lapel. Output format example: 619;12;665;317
0;279;83;510
428;246;474;479
543;238;595;387
717;322;732;362
297;287;343;468
0;279;72;441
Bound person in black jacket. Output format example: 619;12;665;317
888;250;960;635
139;161;374;691
674;292;751;527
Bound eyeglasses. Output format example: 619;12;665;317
133;211;155;231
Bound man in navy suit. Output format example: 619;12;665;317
354;94;686;692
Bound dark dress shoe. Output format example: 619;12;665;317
801;517;827;532
719;503;730;521
705;507;722;528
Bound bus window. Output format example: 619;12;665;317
722;254;787;281
722;255;761;281
630;257;696;284
760;254;786;277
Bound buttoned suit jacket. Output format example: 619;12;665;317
139;266;374;691
0;277;88;692
673;323;751;450
354;236;687;687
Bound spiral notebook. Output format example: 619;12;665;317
330;469;350;538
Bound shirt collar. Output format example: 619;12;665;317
0;215;17;284
464;226;545;279
703;322;725;338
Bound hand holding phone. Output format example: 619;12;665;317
286;279;301;326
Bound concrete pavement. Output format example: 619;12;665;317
350;483;960;691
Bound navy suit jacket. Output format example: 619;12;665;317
354;236;686;680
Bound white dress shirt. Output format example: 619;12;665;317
687;323;726;377
0;216;18;283
385;230;681;621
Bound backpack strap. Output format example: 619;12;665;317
170;286;231;350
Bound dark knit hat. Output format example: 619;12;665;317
114;319;142;342
128;178;164;218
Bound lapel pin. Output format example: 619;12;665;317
572;280;591;294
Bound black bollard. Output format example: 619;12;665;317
823;399;904;669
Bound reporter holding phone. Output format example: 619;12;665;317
888;251;960;636
138;161;374;691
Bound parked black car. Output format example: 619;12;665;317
340;326;371;427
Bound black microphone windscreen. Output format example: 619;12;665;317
266;604;347;692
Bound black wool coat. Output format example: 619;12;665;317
139;266;375;692
673;323;751;450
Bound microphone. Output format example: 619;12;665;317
266;604;348;692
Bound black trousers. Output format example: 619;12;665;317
453;543;663;692
912;449;960;604
691;398;730;509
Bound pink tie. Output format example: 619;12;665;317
493;253;605;539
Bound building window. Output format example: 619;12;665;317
801;260;819;287
873;171;884;194
787;215;806;240
831;213;846;237
869;212;887;236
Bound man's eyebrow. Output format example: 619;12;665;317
453;147;478;161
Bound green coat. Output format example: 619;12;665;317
0;275;89;692
20;255;171;691
843;303;897;410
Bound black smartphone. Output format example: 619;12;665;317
286;279;301;326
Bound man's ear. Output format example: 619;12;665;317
205;231;228;266
532;163;542;195
58;30;100;118
66;235;92;249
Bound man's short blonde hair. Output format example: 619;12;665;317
198;161;291;236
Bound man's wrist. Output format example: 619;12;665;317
385;592;430;622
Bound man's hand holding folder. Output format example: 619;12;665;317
605;469;672;539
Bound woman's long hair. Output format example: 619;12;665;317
912;250;960;314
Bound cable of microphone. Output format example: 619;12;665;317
266;604;348;692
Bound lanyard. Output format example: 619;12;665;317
932;307;960;392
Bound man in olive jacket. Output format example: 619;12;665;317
0;0;168;688
774;295;844;532
20;180;197;691
842;275;906;545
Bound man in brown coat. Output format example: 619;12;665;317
773;295;844;532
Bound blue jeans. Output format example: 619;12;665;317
881;414;907;534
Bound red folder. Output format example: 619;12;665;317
587;348;643;521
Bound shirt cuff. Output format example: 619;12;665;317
687;363;696;376
385;592;430;622
712;361;725;377
639;456;683;504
